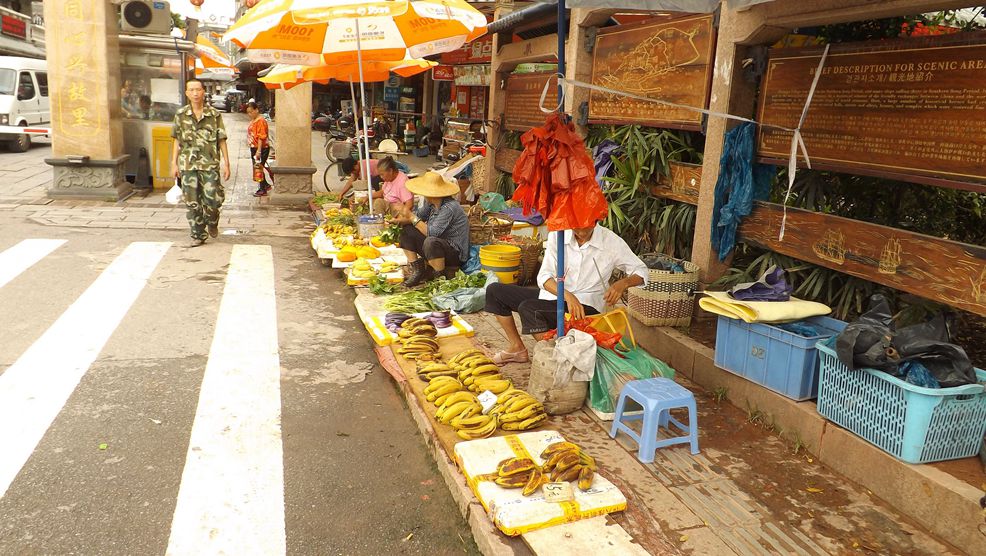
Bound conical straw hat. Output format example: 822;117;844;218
406;171;459;198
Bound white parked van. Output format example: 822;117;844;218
0;56;49;152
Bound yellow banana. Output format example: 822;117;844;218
522;467;544;497
440;391;477;407
438;401;474;424
450;414;492;429
455;416;497;440
504;395;540;414
502;412;548;431
540;442;581;460
497;458;536;477
577;465;594;491
554;452;582;473
426;382;462;403
500;403;544;424
494;471;532;488
551;464;582;483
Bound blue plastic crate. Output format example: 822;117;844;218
816;342;986;464
714;316;846;401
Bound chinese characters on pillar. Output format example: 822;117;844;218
56;0;99;137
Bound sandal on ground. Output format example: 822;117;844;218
253;189;268;197
492;349;529;365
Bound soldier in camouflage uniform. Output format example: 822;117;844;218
171;78;231;247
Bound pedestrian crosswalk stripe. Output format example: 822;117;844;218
0;239;66;289
0;241;171;498
166;245;285;556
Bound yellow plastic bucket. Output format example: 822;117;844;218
479;245;521;284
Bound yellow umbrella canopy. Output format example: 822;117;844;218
259;57;436;90
224;0;488;65
194;35;233;67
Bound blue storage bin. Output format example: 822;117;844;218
714;316;846;401
816;342;986;464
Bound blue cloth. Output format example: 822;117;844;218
776;322;821;338
499;206;545;226
592;140;622;188
454;163;473;180
463;245;482;274
416;197;470;262
710;122;773;261
901;361;940;388
728;265;793;301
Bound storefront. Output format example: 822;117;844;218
434;34;492;121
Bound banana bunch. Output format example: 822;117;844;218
424;376;465;406
449;350;507;392
350;258;377;279
398;318;437;339
540;442;597;491
435;391;481;424
396;335;439;360
451;412;498;440
416;360;458;382
378;261;400;274
493;457;546;496
489;389;548;431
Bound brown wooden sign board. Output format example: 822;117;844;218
758;33;986;192
503;73;556;132
739;202;986;317
588;14;716;130
495;147;522;174
649;161;701;205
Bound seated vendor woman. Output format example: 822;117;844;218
394;172;470;287
484;222;648;365
371;156;413;216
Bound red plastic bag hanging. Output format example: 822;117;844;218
511;113;608;231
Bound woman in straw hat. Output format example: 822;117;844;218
394;171;470;287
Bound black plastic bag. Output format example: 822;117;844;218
835;295;977;387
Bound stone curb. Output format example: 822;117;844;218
632;316;984;555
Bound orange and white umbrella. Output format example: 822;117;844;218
195;35;233;67
259;57;436;89
223;0;487;66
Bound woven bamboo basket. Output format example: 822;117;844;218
496;236;544;285
627;254;699;327
468;205;513;245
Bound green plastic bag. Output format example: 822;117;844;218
589;346;675;418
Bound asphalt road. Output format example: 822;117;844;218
0;214;478;555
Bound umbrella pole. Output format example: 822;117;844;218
347;75;367;203
355;19;374;216
556;0;567;337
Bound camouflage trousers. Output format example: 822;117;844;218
180;169;225;241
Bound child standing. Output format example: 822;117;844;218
246;101;272;197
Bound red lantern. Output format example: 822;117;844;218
190;0;204;7
245;0;259;7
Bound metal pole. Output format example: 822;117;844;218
355;19;374;215
556;0;567;336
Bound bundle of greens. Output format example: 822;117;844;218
377;224;402;245
368;274;399;295
311;193;339;206
384;271;488;313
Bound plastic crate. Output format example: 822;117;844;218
816;342;986;464
714;316;846;401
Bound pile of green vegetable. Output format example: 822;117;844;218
368;274;400;295
325;211;355;228
384;271;487;313
377;223;402;245
311;192;339;206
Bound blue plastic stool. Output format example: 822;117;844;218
609;378;699;462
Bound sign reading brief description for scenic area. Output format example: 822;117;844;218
758;34;986;191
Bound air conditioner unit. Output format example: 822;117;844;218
121;1;172;35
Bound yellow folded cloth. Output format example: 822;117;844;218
699;291;831;323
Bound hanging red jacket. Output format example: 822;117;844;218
511;113;608;231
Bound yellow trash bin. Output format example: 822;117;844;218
151;126;174;189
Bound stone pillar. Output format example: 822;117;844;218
690;6;769;285
270;82;316;205
44;0;130;200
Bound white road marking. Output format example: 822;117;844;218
0;239;66;289
0;241;171;498
166;245;285;556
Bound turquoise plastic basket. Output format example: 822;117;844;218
816;342;986;464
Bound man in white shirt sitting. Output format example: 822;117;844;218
484;222;648;365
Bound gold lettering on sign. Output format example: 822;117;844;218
71;107;92;128
67;82;86;102
64;0;83;20
759;38;986;189
56;1;99;137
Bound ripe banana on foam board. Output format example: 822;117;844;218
453;414;497;440
538;441;597;492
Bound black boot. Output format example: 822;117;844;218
404;259;435;288
443;266;459;279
